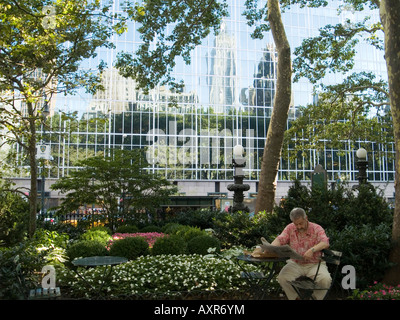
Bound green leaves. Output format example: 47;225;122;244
284;71;392;159
115;0;228;92
51;149;177;229
293;16;383;83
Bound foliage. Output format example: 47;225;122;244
0;228;68;299
51;149;177;231
0;187;30;246
108;232;166;249
212;211;270;248
170;225;207;242
293;10;383;83
66;240;108;262
265;180;393;288
167;209;225;229
80;229;112;246
115;0;229;92
151;235;187;256
0;0;131;237
349;281;400;300
284;72;391;160
115;224;139;234
162;222;185;235
109;236;150;260
0;245;42;299
140;225;163;233
268;180;392;233
187;235;221;255
328;223;392;288
57;254;256;298
31;229;69;265
40;221;86;241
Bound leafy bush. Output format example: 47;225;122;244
80;229;112;246
327;223;392;288
58;254;257;298
169;209;225;229
187;235;221;255
268;180;393;235
212;211;270;248
0;243;44;299
0;190;30;247
109;236;149;260
151;235;186;255
115;224;139;233
140;225;163;233
67;240;108;261
265;180;394;288
0;229;69;299
31;229;68;265
89;225;112;234
109;232;165;248
174;225;207;242
43;222;85;241
162;222;184;235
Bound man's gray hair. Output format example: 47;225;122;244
289;208;307;221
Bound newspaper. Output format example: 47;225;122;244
260;237;304;260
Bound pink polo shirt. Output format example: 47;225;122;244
277;221;329;264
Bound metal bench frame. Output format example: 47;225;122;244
289;249;342;300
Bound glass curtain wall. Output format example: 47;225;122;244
20;0;392;184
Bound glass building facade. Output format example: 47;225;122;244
13;0;393;200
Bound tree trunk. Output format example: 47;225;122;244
27;102;38;238
381;0;400;285
255;0;292;214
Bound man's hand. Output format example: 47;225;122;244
303;248;314;260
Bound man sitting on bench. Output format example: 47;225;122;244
271;207;331;300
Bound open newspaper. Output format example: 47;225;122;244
260;237;304;260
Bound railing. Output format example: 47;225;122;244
37;211;108;228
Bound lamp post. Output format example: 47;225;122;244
356;147;368;185
40;99;50;214
227;145;250;213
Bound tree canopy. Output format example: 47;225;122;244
51;149;177;230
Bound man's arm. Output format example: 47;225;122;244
303;241;329;260
271;238;281;246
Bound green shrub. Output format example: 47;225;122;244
170;209;225;229
268;180;393;235
67;240;108;261
175;225;207;242
109;236;149;260
140;225;163;233
267;180;394;289
0;241;47;299
162;223;184;235
58;254;257;298
212;210;270;248
115;224;139;233
327;223;392;289
80;229;112;246
151;235;186;255
89;225;112;235
187;235;221;255
0;190;30;247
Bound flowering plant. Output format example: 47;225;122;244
107;232;166;249
57;254;259;299
350;281;400;300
